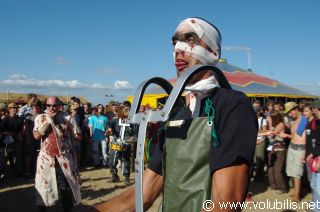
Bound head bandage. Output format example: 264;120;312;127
174;18;221;65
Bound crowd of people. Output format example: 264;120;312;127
250;99;320;205
2;93;320;210
0;93;138;211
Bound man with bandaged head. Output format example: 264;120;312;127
93;17;257;212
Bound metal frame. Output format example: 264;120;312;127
127;65;230;212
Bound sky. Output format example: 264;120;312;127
1;0;319;104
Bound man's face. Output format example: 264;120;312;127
84;104;90;112
172;24;211;77
112;105;117;113
274;104;281;112
123;105;130;113
92;109;97;115
71;99;80;107
29;97;37;105
312;107;320;119
9;107;18;116
32;105;41;114
70;108;77;115
267;104;273;112
288;109;298;119
279;105;284;111
303;107;313;119
1;109;8;117
98;105;104;113
46;97;59;116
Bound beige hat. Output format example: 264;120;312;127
0;103;7;109
284;102;298;114
8;103;19;108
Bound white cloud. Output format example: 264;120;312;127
2;77;87;88
0;74;136;104
0;74;134;90
113;80;134;89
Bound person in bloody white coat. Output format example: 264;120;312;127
33;96;82;211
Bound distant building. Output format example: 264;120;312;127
126;59;317;108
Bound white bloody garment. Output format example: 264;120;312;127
34;111;81;206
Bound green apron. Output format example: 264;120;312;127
162;117;212;212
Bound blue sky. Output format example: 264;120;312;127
1;0;319;104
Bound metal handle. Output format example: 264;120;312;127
128;77;173;123
130;65;231;212
127;77;173;212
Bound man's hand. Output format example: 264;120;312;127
47;110;57;118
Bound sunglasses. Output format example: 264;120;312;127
46;104;57;108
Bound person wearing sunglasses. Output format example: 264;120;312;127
33;96;82;211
